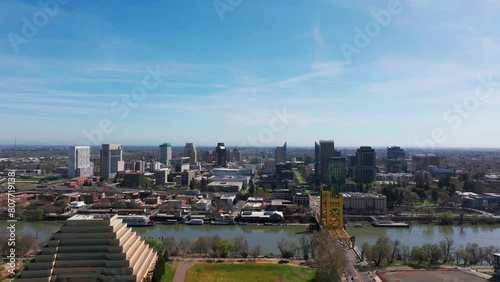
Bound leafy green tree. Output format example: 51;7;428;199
411;246;427;264
145;237;163;253
216;239;233;258
422;243;443;265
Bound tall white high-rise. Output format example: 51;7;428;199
159;143;172;165
100;144;124;180
68;146;93;178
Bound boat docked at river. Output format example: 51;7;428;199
186;219;204;225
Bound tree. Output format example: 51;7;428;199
411;246;427;264
216;239;233;258
465;243;482;265
250;245;261;260
389;239;401;264
370;236;391;267
162;236;177;257
439;238;454;263
312;231;347;282
145;237;163;253
422;243;443;265
207;235;221;256
483;245;500;265
361;242;372;262
191;236;209;256
232;236;249;258
276;238;298;259
438;211;455;225
17;233;36;256
151;255;165;282
400;244;411;263
178;238;192;256
298;235;311;260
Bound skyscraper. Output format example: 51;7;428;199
159;143;172;165
183;143;197;165
100;144;124;180
387;146;406;173
215;142;227;167
319;140;335;184
232;148;241;162
329;157;347;193
314;141;320;183
275;142;287;163
68;146;93;178
354;146;376;184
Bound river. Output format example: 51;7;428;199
1;221;499;254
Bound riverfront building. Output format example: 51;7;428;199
341;192;387;214
15;214;156;282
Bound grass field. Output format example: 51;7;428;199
185;263;315;282
293;170;306;185
161;261;176;282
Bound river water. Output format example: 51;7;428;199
2;221;499;254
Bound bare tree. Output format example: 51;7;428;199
191;236;209;257
276;238;298;259
232;236;249;258
389;239;401;264
162;236;177;256
439;237;454;263
465;243;481;265
483;245;500;265
17;233;37;256
400;244;411;263
312;231;347;282
207;235;221;256
178;238;192;256
298;235;311;260
360;242;372;262
250;245;261;260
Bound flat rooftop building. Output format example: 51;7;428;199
15;214;157;282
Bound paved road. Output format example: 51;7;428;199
173;259;192;282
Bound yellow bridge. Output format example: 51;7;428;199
317;186;353;247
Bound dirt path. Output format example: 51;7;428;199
173;259;193;282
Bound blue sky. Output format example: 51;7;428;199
1;0;500;148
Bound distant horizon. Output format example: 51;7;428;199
1;143;500;150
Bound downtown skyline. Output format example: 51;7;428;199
1;0;500;147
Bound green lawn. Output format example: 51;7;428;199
185;263;315;282
161;261;176;282
293;170;306;185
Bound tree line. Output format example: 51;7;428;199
144;231;349;282
361;236;500;267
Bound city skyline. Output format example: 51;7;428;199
1;1;500;147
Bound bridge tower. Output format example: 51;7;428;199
318;186;352;247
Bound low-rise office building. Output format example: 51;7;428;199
207;180;243;192
341;192;387;214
